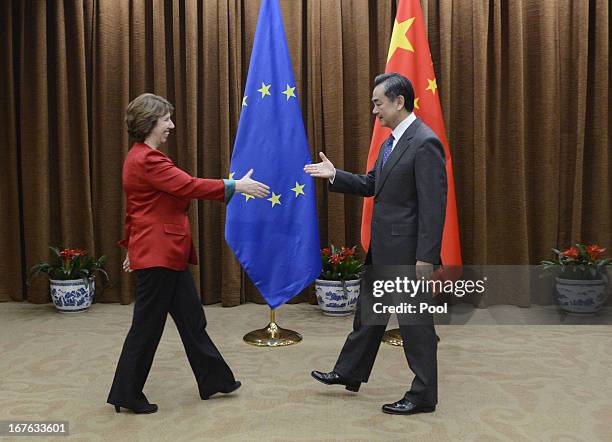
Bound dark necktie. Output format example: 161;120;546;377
382;134;395;166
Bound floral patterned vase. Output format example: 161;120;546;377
49;279;95;313
315;279;360;316
555;277;607;315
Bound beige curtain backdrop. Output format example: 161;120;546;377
0;0;609;306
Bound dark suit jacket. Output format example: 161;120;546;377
330;118;447;265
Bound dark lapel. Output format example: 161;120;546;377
375;118;421;196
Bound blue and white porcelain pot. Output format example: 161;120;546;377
555;277;606;315
49;278;95;313
315;279;360;316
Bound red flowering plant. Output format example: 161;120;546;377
28;247;109;283
319;245;364;281
541;244;610;280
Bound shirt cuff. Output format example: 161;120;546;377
223;179;236;203
329;168;337;184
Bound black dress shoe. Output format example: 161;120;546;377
311;370;361;392
114;403;158;414
201;381;242;400
382;399;435;415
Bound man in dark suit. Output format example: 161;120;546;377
304;73;447;415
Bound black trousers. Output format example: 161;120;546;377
107;267;235;408
333;285;438;406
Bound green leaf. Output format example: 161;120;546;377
95;268;110;282
50;246;62;258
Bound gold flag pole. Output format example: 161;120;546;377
243;307;302;347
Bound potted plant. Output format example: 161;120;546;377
541;244;610;314
28;247;108;313
315;245;364;316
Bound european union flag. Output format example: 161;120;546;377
225;0;321;309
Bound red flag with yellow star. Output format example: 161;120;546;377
360;0;462;265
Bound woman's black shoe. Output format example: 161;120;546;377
114;403;158;414
201;381;242;400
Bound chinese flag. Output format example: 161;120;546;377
361;0;462;265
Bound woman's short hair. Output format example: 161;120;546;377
125;93;174;144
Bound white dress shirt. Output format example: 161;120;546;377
330;112;416;183
389;111;416;152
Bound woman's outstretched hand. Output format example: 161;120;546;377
234;169;270;198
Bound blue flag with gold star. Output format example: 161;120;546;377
225;0;321;309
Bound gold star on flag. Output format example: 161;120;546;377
426;78;438;95
387;17;416;62
229;172;235;179
413;97;420;110
291;182;305;197
243;193;254;202
268;192;281;207
258;82;271;98
282;85;296;101
242;96;248;107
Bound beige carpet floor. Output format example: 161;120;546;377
1;302;611;441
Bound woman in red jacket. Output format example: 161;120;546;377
107;93;269;414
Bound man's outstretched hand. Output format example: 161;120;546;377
304;152;335;180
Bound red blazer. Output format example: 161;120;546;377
119;142;226;271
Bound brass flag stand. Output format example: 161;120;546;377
383;329;441;346
243;308;302;347
382;328;403;346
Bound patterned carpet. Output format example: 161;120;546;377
1;302;611;441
